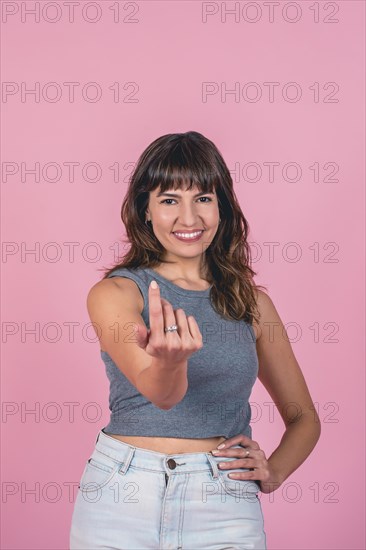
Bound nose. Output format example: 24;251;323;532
177;204;200;227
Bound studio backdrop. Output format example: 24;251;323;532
2;1;365;549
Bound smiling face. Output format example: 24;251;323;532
145;183;220;264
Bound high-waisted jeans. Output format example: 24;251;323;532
70;428;267;549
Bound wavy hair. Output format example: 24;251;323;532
99;131;267;325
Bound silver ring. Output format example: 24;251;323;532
245;450;250;458
164;325;178;333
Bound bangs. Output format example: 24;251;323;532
144;143;220;195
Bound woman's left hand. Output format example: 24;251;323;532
211;434;283;494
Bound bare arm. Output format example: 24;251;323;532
137;358;188;410
254;290;321;488
87;278;189;409
87;277;201;410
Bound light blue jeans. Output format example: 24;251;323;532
70;429;267;549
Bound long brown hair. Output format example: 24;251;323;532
99;131;267;325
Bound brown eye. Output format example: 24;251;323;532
160;199;176;205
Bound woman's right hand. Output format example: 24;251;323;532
134;280;203;366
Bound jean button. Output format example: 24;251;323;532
167;458;177;469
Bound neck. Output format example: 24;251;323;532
158;256;208;282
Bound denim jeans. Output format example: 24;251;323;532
70;428;267;549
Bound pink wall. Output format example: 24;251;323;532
2;1;365;548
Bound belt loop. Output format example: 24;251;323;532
205;452;219;479
118;445;135;476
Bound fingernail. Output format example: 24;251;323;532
151;280;158;289
217;443;226;449
211;450;220;455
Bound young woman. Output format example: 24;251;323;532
70;131;321;549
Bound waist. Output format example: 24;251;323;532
103;431;227;454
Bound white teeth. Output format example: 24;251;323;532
174;231;203;239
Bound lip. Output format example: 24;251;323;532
172;230;204;243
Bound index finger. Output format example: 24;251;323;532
215;434;255;450
148;280;164;335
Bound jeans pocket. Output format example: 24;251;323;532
79;449;121;493
217;465;260;501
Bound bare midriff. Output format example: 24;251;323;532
104;433;227;454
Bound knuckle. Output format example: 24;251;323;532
167;342;181;353
263;471;270;482
181;340;193;351
152;341;164;353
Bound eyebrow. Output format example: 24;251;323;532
156;191;215;198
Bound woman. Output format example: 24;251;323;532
70;131;321;549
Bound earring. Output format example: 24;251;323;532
145;219;151;226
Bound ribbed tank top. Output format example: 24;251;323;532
101;267;259;439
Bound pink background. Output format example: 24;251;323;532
1;1;365;548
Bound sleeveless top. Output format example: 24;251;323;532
101;267;259;439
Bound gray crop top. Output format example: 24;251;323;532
100;267;259;439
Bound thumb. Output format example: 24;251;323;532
133;322;148;350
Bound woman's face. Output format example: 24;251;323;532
146;183;220;263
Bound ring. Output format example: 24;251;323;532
164;325;178;333
245;450;250;457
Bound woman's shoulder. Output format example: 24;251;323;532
87;273;144;315
252;288;288;344
252;288;273;339
254;288;272;310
